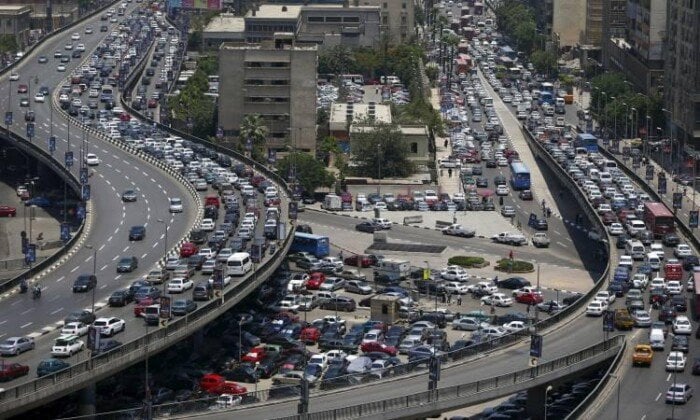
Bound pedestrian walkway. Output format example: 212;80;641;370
429;87;463;197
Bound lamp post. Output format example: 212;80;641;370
609;96;617;140
157;219;168;294
645;115;652;161
376;143;382;197
544;385;553;419
622;102;628;139
84;245;97;315
609;373;621;420
238;320;243;361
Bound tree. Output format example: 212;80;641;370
318;45;356;75
239;115;268;161
166;68;215;138
590;72;630;117
350;122;415;178
530;50;557;75
276;153;335;196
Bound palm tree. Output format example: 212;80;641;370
239;114;268;160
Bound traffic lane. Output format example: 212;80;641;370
213;313;620;419
298;210;588;269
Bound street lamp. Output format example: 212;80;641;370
157;218;169;294
238;320;244;362
609;373;621;420
84;244;97;315
544;385;553;419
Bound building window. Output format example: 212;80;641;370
326;16;341;22
401;16;407;24
382;16;388;25
402;2;407;8
308;16;323;22
382;2;388;8
410;142;418;153
343;17;360;23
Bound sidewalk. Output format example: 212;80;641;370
430;87;463;197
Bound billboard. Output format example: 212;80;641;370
168;0;222;10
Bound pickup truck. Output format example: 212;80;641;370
532;232;550;248
491;232;527;246
442;224;476;238
632;344;653;367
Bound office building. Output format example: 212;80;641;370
360;0;414;44
0;5;32;50
551;0;586;49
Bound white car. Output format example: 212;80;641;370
51;334;84;357
93;317;126;337
198;248;216;259
201;258;217;274
618;255;633;269
674;244;693;258
502;321;527;333
608;223;624;235
71;32;80;40
672;316;692;335
481;326;507;339
200;218;215;231
650;277;666;290
84;153;100;166
308;354;328;369
649;242;664;258
57;64;66;72
453;317;490;331
208;274;231;288
61;322;89;336
9;72;19;81
631;273;648;289
586;301;607;316
217;248;233;263
168;278;194;293
169;197;183;213
325;349;348;364
496;185;509;196
665;351;686;372
34;93;45;103
372;218;392;229
481;293;513;307
440;268;469;282
444;281;469;294
594;291;615;304
666;281;682;295
320;256;344;269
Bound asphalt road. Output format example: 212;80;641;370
0;2;196;351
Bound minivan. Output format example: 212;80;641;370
649;328;665;350
192;281;213;301
645;252;661;270
226;252;252;276
625;241;646;260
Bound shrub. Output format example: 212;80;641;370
448;256;486;267
495;259;534;273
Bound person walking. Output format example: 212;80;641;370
457;295;462;306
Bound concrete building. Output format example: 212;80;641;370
244;4;302;42
584;0;603;47
551;0;586;49
360;0;414;44
601;0;627;39
202;13;245;49
218;36;318;154
329;102;392;140
298;4;381;48
0;5;32;50
664;0;700;150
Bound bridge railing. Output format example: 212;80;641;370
271;335;626;420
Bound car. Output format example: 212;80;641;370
0;336;35;356
61;322;89;337
0;362;30;381
37;359;70;377
515;292;543;305
129;225;146;241
57;64;66;72
169;197;184;213
360;341;397;356
608;223;624;236
84;153;100;166
0;205;17;217
481;293;513;307
93;339;123;357
355;221;379;233
631;310;652;327
518;190;533;200
452;317;489;331
51;334;84;357
586;301;607;316
134;286;161;304
64;310;95;325
72;274;97;292
666;383;693;404
673;316;692;335
496;276;531;289
33;93;45;103
500;205;516;217
671;335;689;353
38;55;48;63
168;278;194;293
93;317;126;337
674;244;693;258
116;256;138;272
171;299;197;315
108;289;133;307
502;321;527;333
19;97;29;107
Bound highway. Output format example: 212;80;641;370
0;0;197;382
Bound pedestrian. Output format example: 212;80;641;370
509;250;514;260
684;187;687;196
541;199;546;211
457;295;462;306
375;87;379;94
493;276;498;286
447;293;452;304
444;139;449;148
546;207;552;218
448;168;452;177
526;303;531;315
548;301;554;313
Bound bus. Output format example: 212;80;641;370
575;133;599;153
692;268;700;320
291;232;330;258
539;90;554;105
642;202;675;238
540;82;554;93
510;161;531;190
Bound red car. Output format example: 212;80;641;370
306;272;326;290
241;347;266;363
515;292;543;305
601;211;618;225
360;341;397;356
17;84;28;93
344;255;372;268
300;327;321;344
0;362;29;381
147;98;158;108
199;373;247;395
133;297;156;317
179;242;198;258
0;206;17;217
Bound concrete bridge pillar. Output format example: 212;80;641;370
192;328;204;350
78;383;96;418
526;383;549;419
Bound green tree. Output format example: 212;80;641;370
276;152;335;195
167;68;215;138
590;72;630;117
318;45;356;75
530;50;558;75
239;114;268;161
350;122;415;178
0;35;18;54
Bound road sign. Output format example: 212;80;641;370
65;151;74;167
529;334;543;358
288;202;298;220
77;204;85;220
690;211;699;228
529;357;539;367
603;310;615;332
5;111;12;126
25;244;36;264
428;356;441;382
212;267;223;290
48;136;56;153
26;122;35;139
87;326;100;351
251;244;261;263
216;126;223;139
60;223;71;242
267;149;276;164
159;296;171;320
672;192;683;210
82;184;91;201
658;177;667;195
21;236;28;254
80;167;88;184
645;165;654;181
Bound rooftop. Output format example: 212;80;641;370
330;103;392;131
247;5;303;20
204;14;245;33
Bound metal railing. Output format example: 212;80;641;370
272;336;626;420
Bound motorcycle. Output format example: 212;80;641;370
19;281;28;294
32;286;41;300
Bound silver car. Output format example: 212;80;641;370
0;336;35;356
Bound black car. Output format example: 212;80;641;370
121;190;137;202
64;310;95;325
662;233;681;247
171;299;197;315
129;225;146;241
682;255;699;271
129;279;152;295
616;233;630;249
187;255;206;270
189;229;207;245
223;363;259;383
671;335;689;353
670;295;687;312
108;289;133;307
693;357;700;375
518;190;533;200
355;221;379;233
255;358;279;379
134;286;161;304
496;276;531;289
72;274;97;292
116;256;138;273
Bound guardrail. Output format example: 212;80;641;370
271;335;625;420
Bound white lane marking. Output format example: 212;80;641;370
85;256;93;263
56;276;65;282
100;284;107;289
0;320;6;326
160;234;165;239
552;230;561;235
655;393;662;401
51;307;64;315
114;228;119;234
556;241;568;248
107;235;113;242
105;179;111;185
151;178;156;183
141;253;148;259
99;244;105;251
144;222;148;227
20;322;33;329
11;301;20;306
115;275;121;280
152;242;159;248
112;256;119;261
123;246;129;252
20;308;33;315
666;373;672;381
100;264;108;271
70;266;79;273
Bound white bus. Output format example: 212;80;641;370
226;252;252;277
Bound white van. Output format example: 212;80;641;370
625;240;646;260
226;252;252;276
599;172;613;185
645;252;661;270
649;328;665;350
589;168;600;182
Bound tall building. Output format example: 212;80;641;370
360;0;414;44
551;0;586;48
601;0;627;39
584;0;603;47
664;0;700;149
218;36;318;154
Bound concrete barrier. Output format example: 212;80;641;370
403;215;423;225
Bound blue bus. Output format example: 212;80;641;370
510;161;531;190
575;133;599;153
291;232;330;258
540;82;554;93
539;91;554;105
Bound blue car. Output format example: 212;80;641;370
613;267;630;283
25;197;51;207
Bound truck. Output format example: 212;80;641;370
373;259;411;282
442;224;476;237
632;344;653;367
532;232;550;248
323;194;342;211
491;232;527;246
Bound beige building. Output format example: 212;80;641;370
244;4;302;43
551;0;586;48
584;0;603;47
202;14;245;49
329;102;392;140
349;123;430;164
218;36;318;153
0;5;32;50
360;0;414;44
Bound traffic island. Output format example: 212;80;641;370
447;256;490;268
494;259;535;273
